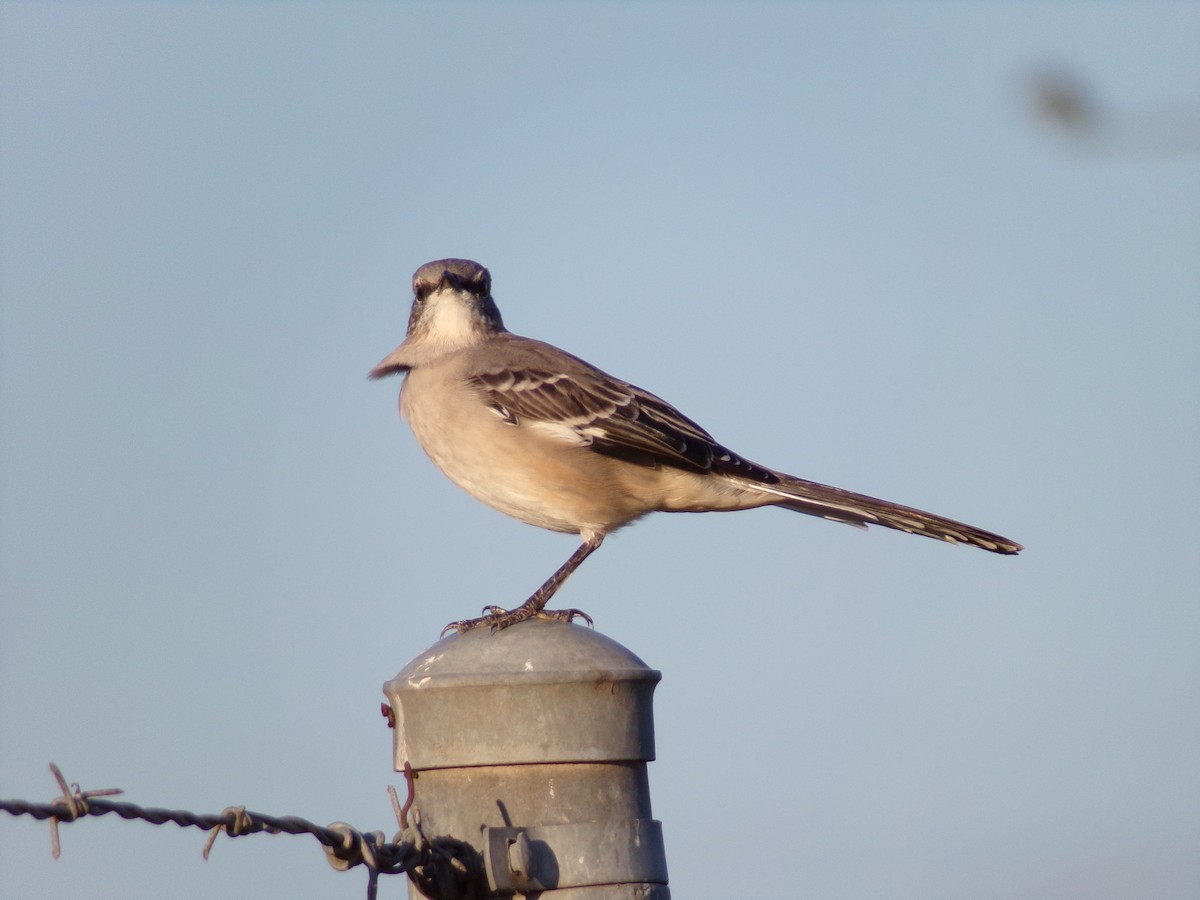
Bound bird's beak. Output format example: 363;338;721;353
369;345;410;379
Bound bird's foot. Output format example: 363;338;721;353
441;604;593;636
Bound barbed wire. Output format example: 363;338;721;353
0;763;481;900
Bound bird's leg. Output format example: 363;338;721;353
444;533;604;634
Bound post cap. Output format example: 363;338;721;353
383;621;661;770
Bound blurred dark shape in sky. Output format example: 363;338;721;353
1029;67;1100;135
1027;64;1200;157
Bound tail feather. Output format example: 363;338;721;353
753;474;1023;555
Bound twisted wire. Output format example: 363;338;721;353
1;763;477;900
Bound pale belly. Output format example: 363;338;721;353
399;369;648;535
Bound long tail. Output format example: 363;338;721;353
752;473;1023;555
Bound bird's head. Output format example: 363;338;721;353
370;258;506;377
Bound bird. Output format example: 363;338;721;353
371;258;1022;633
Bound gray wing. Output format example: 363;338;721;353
467;339;778;482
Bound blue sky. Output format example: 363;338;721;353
2;3;1198;899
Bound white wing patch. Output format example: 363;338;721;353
526;419;592;446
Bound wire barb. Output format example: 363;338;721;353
202;806;264;859
400;761;416;828
46;762;123;859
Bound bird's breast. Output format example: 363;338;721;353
399;365;656;535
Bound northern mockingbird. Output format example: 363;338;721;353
372;258;1022;633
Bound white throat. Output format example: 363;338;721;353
422;288;487;351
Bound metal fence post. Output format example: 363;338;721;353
383;619;669;899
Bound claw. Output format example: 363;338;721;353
537;608;593;628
